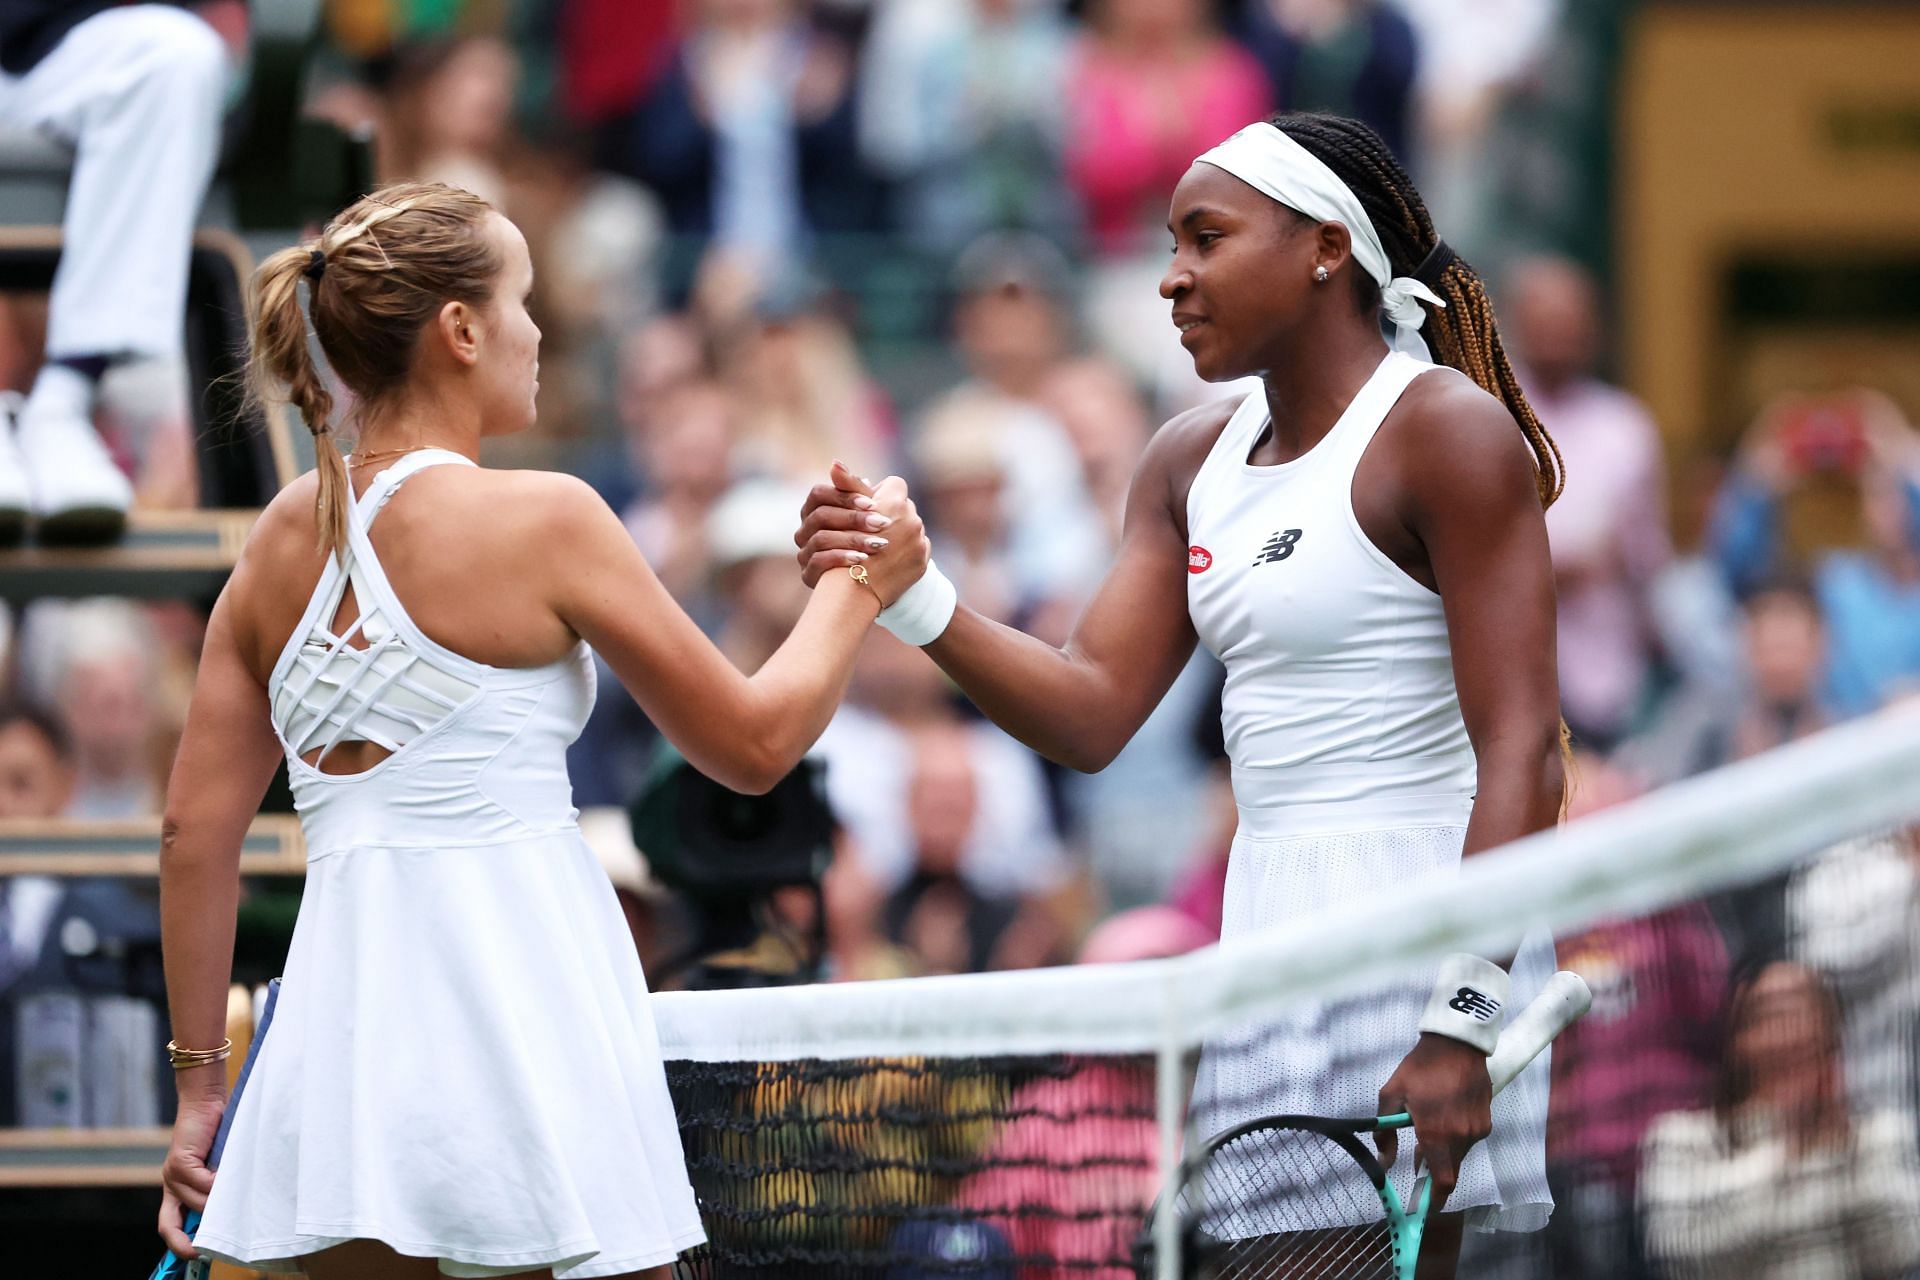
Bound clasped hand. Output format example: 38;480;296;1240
794;460;931;608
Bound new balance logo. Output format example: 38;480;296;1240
1252;529;1303;565
1449;987;1502;1022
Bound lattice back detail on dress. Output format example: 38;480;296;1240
269;451;481;771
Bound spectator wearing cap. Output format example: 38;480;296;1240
908;379;1220;914
705;475;817;669
858;0;1076;254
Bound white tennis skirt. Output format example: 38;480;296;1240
1189;817;1555;1236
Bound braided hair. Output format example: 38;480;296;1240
1273;112;1565;509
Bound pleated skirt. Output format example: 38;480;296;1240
192;829;707;1277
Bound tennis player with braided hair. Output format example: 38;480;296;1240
798;112;1565;1275
154;182;927;1278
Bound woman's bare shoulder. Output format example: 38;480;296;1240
235;471;328;579
451;467;619;547
1140;392;1250;530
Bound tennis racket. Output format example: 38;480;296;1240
1137;969;1592;1280
150;978;280;1280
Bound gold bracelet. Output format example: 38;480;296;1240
848;563;882;606
167;1038;233;1070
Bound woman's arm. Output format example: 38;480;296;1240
1371;376;1563;1208
797;416;1215;773
1401;384;1566;856
547;474;926;795
156;582;286;1254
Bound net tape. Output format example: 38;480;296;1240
656;704;1920;1063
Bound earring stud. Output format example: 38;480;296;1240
1313;265;1331;283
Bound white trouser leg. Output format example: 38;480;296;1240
0;5;229;360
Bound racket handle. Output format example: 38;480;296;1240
148;1207;205;1279
1488;970;1591;1095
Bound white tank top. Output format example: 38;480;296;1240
1185;351;1477;837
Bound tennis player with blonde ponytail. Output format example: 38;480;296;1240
798;113;1566;1277
154;182;929;1279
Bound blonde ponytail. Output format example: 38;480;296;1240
243;182;500;562
247;244;351;559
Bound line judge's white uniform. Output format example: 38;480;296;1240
0;3;228;361
1185;351;1553;1233
191;452;707;1276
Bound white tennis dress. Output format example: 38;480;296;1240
1185;352;1554;1233
192;451;707;1277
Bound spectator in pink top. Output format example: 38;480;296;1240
1507;255;1673;750
1063;0;1271;256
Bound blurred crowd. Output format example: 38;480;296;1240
3;13;1920;1270
259;0;1918;984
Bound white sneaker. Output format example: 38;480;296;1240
0;393;31;548
17;397;132;545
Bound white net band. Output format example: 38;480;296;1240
655;703;1920;1063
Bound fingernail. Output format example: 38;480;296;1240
866;537;887;551
850;550;868;562
853;495;876;510
866;514;892;530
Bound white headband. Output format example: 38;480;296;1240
1196;122;1445;362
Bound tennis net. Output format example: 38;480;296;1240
655;704;1920;1280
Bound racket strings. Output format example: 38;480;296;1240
1189;1127;1398;1279
1211;1224;1394;1280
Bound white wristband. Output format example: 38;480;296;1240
1417;953;1510;1054
875;559;958;647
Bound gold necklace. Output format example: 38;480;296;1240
346;443;436;469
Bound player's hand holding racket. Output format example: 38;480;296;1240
1372;1031;1493;1211
156;1093;223;1268
1139;970;1591;1280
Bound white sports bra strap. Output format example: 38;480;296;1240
353;448;477;524
271;449;481;766
1318;351;1430;475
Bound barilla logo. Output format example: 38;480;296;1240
1188;546;1213;574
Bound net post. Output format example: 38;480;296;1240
1154;967;1185;1280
